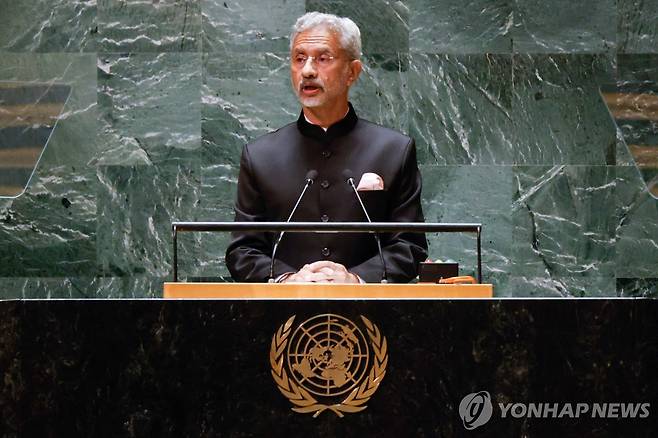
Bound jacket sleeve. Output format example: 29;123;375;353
225;145;296;282
349;139;428;283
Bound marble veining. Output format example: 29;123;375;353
0;0;97;52
97;0;202;52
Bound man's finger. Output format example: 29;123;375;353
317;267;335;276
308;272;331;282
307;261;351;273
295;264;317;276
293;271;329;283
306;260;337;271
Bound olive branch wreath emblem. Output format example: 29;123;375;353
270;315;388;418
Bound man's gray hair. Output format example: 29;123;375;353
290;12;362;60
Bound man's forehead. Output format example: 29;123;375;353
291;27;341;52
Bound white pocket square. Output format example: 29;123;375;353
357;172;384;191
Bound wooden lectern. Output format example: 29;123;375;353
167;223;492;298
163;282;493;299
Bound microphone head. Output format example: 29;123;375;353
342;169;354;182
305;169;318;183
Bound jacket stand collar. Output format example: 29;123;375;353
296;102;358;142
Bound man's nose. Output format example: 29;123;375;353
301;58;317;77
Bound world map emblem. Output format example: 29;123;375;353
270;314;388;417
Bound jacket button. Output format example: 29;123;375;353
322;150;331;158
320;180;330;189
321;214;329;222
321;247;330;257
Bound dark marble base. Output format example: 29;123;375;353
0;299;656;437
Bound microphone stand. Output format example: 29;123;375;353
268;172;316;282
346;177;388;284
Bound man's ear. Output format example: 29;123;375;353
347;59;363;87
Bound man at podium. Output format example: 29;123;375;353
226;12;427;284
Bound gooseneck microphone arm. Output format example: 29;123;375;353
268;170;318;282
343;170;388;284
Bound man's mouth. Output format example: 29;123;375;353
301;84;322;96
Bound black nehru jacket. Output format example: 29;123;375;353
225;103;428;283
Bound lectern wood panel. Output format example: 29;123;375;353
163;282;494;299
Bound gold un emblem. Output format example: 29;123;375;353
270;314;388;417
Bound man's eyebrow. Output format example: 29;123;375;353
292;44;333;53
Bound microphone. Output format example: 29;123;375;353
269;169;318;282
342;169;388;283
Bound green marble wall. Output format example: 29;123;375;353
0;0;656;297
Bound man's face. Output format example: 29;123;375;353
290;26;360;110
